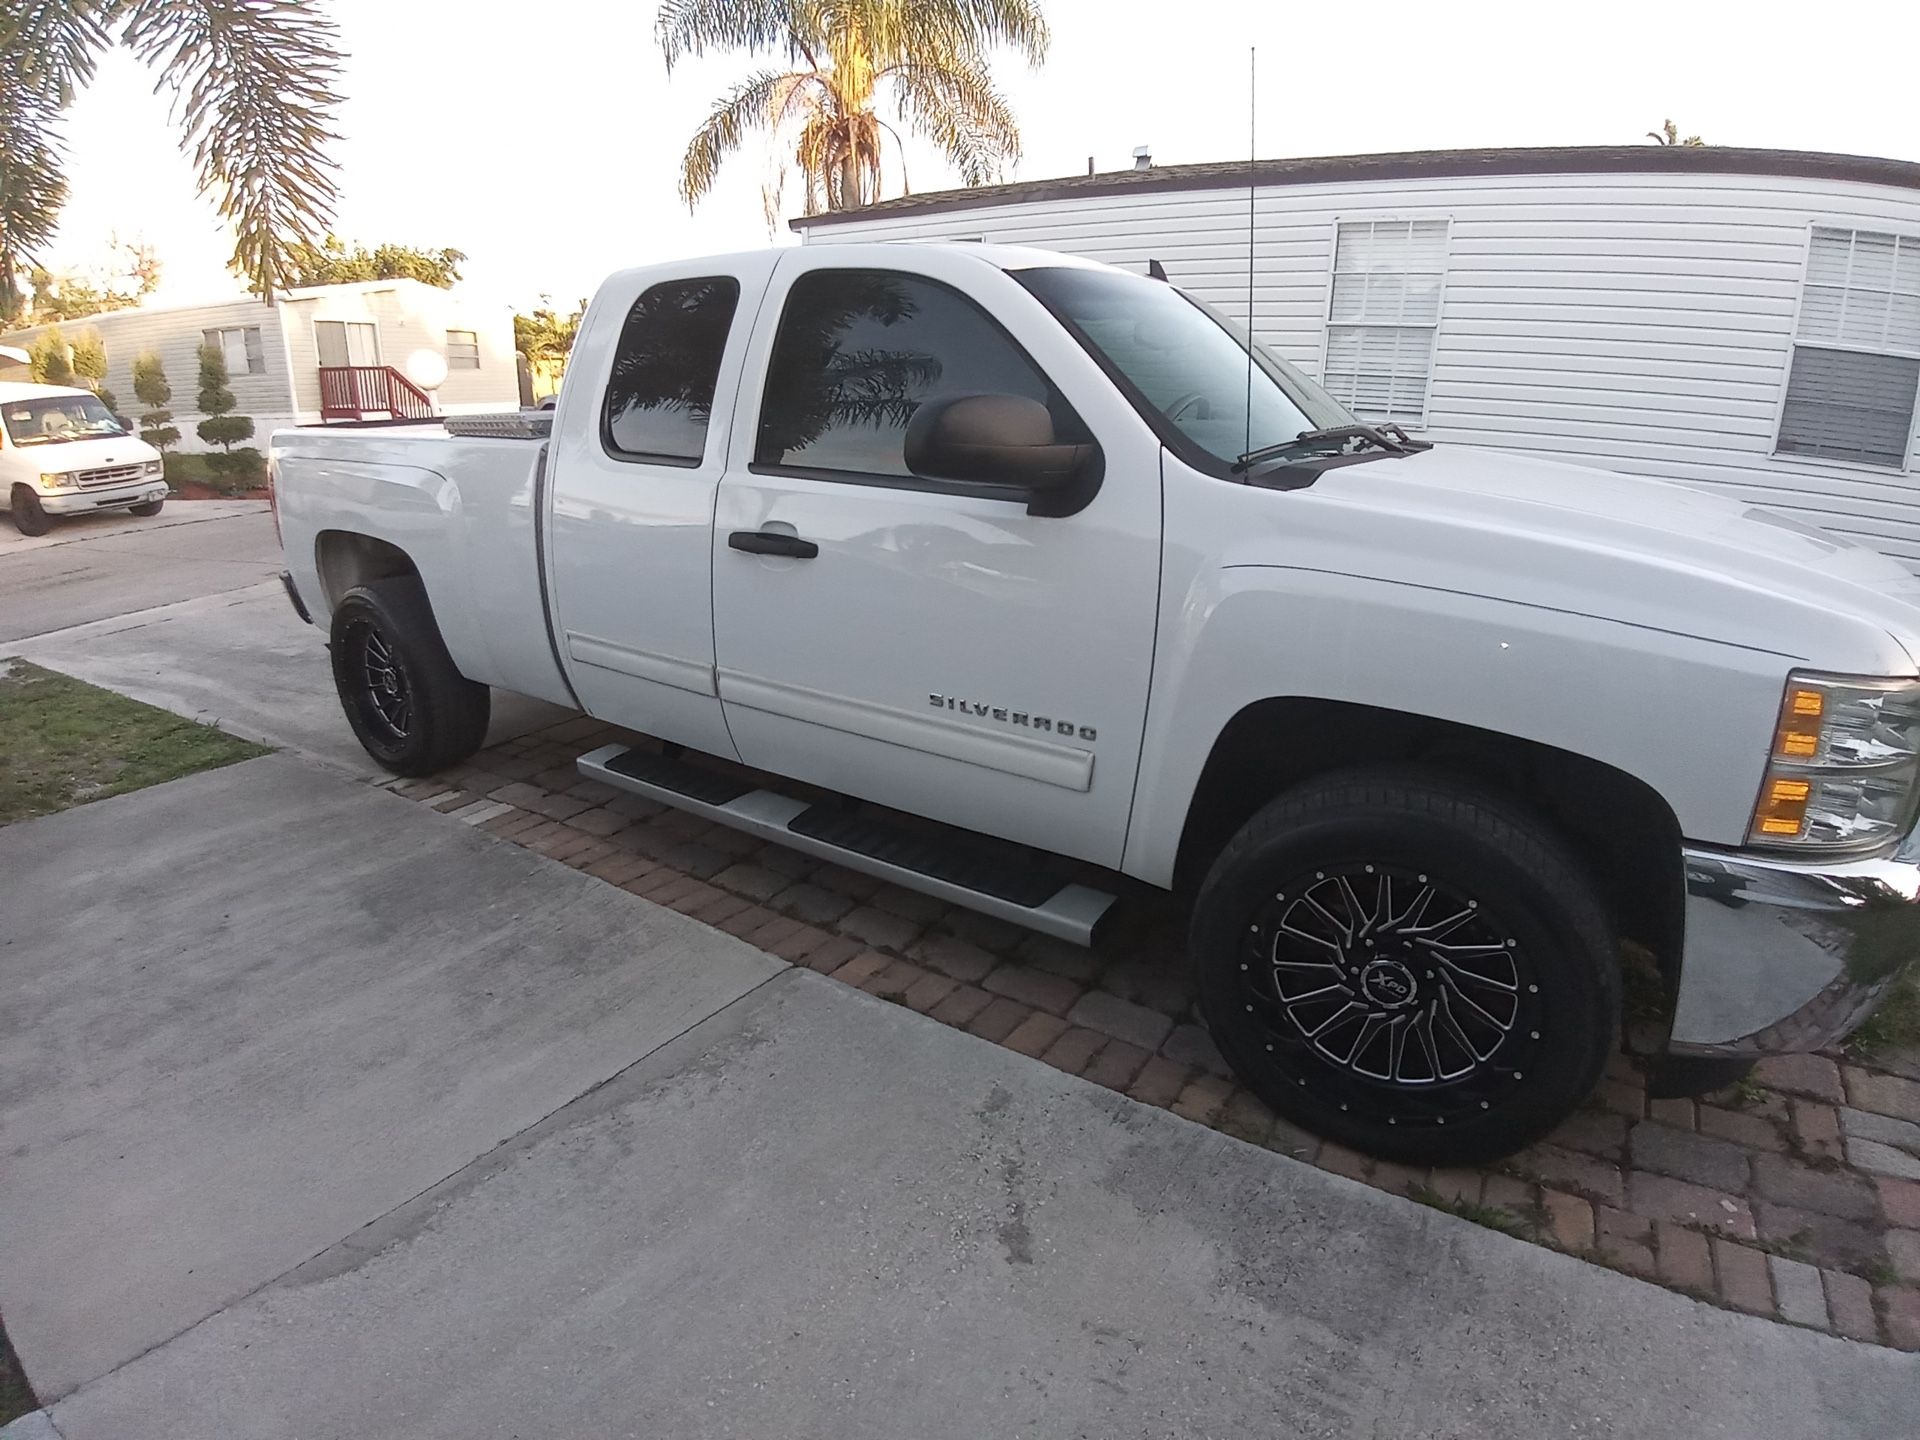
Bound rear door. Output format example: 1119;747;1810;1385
709;248;1163;868
545;256;776;756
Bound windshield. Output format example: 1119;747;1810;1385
1013;265;1355;469
2;392;127;447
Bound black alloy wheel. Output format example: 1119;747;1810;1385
327;577;490;776
1194;768;1618;1165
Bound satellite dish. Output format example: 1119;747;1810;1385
405;347;449;393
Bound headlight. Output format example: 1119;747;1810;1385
40;471;76;489
1750;672;1920;850
143;458;163;477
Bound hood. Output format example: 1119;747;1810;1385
12;432;161;473
1261;444;1920;674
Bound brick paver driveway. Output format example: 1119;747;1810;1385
396;714;1920;1352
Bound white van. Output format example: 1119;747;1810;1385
1;381;169;536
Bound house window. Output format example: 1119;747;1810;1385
314;320;379;368
1321;218;1448;425
1778;227;1920;470
203;325;264;376
446;329;480;369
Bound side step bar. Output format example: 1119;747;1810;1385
577;744;1118;946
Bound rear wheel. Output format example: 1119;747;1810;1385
1191;768;1619;1166
129;499;164;517
328;577;490;775
9;485;50;536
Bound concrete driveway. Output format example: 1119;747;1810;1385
0;500;281;643
4;757;1916;1439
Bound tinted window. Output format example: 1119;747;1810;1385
1013;266;1353;469
755;268;1079;478
604;276;740;464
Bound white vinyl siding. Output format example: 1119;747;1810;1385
1776;227;1920;470
804;168;1920;571
446;328;480;368
1323;218;1447;424
203;324;264;375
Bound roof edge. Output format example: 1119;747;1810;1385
789;144;1920;229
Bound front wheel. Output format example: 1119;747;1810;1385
1191;768;1619;1166
129;499;164;517
329;577;490;775
10;485;51;536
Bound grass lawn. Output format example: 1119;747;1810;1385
0;659;269;827
1850;966;1920;1058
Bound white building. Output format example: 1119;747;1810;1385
794;145;1920;570
2;278;518;451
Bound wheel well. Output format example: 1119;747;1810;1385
313;531;419;612
1175;698;1685;998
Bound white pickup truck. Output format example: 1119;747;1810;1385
273;243;1920;1164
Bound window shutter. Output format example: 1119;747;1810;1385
1778;346;1920;468
1799;228;1920;357
1324;217;1447;424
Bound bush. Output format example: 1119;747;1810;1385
162;450;267;495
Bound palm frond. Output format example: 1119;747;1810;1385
886;58;1019;185
0;0;116;102
680;67;823;207
655;0;801;71
120;0;343;301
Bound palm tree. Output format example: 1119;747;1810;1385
1646;119;1705;147
0;1;343;315
657;0;1048;216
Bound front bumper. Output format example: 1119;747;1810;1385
1668;841;1920;1056
39;480;168;514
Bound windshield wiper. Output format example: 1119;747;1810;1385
1232;424;1412;473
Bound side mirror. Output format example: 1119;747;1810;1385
904;392;1102;517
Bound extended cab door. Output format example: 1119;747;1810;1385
545;255;776;757
710;248;1163;868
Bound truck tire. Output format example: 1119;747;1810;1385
329;577;490;776
129;499;164;517
10;485;51;537
1191;767;1619;1166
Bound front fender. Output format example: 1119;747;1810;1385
1121;565;1786;886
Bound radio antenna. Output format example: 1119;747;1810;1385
1243;46;1256;462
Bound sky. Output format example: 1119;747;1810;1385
44;0;1920;321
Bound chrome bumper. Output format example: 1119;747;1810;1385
1668;841;1920;1056
40;480;167;514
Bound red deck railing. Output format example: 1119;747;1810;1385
319;365;435;422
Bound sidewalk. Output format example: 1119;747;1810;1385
2;754;1915;1437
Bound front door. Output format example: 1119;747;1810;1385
314;320;379;368
710;250;1162;868
545;256;776;757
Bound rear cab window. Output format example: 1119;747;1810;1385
601;276;742;466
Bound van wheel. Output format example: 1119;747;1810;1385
1191;768;1619;1166
10;485;51;536
329;576;490;776
129;499;164;517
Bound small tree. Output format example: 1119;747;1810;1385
69;329;115;410
195;343;255;465
28;326;72;386
133;351;179;451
